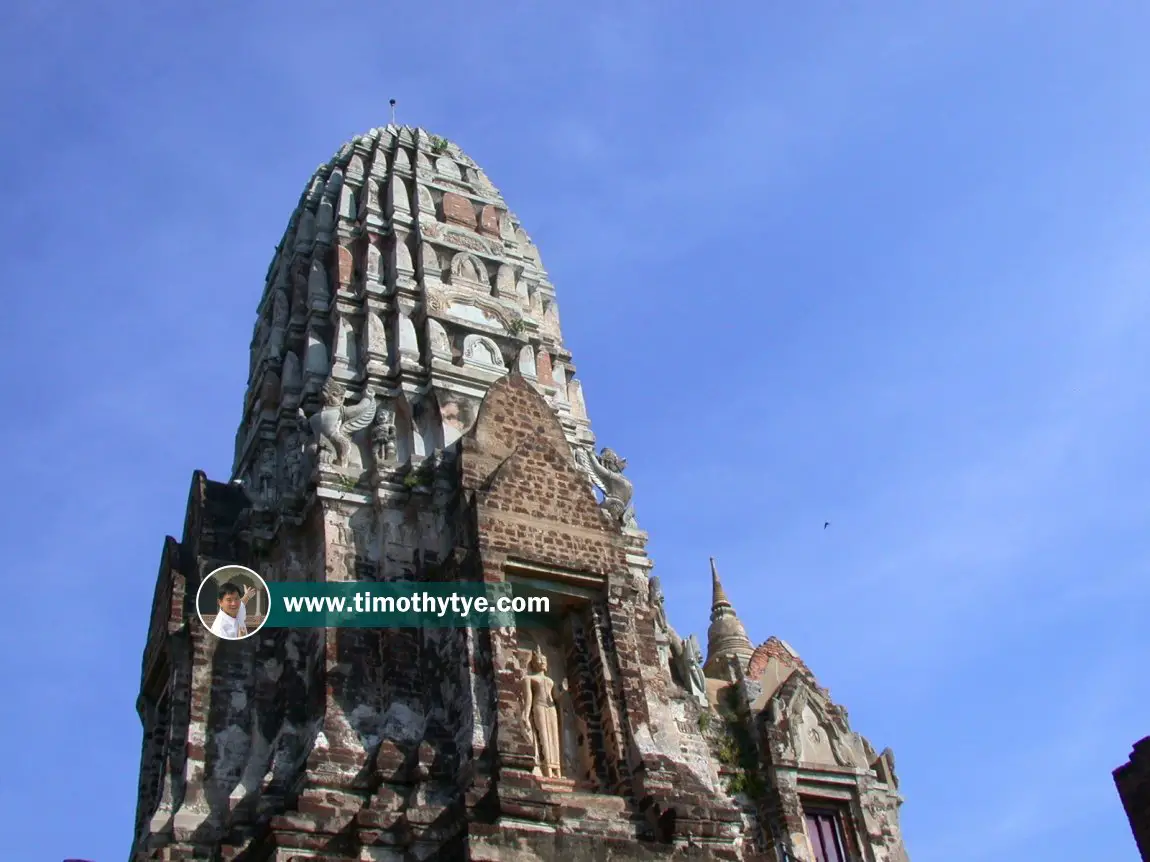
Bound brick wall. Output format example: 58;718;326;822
131;376;813;860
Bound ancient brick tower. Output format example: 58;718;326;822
131;126;912;861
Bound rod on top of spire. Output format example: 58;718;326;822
389;98;397;125
703;555;754;679
710;556;730;607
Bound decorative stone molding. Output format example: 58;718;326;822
139;126;911;862
461;334;504;370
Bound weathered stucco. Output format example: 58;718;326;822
130;126;911;862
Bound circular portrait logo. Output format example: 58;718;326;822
196;565;271;641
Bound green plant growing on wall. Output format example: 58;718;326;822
507;317;527;336
334;474;359;491
712;686;767;802
429;135;449;154
716;733;740;767
403;461;433;490
697;711;713;732
726;770;765;798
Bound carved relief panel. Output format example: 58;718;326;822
516;626;593;784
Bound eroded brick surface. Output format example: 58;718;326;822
130;126;912;862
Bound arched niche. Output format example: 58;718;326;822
462;334;505;371
449;251;486;288
411;396;444;459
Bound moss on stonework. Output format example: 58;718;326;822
403;462;434;490
726;770;766;798
335;475;359;491
711;685;767;802
698;711;713;732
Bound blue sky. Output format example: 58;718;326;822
1;2;1147;859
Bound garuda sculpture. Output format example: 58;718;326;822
300;378;377;468
670;632;708;706
574;446;635;527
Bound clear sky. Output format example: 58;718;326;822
1;2;1147;860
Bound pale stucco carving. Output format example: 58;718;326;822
670;633;708;706
522;647;564;779
648;576;668;634
254;445;278;509
462;334;504;369
300;379;377;468
574;447;635;527
450;251;486;287
370;403;397;466
283;424;307;495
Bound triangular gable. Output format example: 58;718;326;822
461;371;626;575
764;670;867;771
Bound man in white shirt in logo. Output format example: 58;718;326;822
209;581;258;639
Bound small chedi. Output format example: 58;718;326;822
130;125;911;861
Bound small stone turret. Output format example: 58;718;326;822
703;557;754;678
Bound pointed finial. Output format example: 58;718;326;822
710;557;730;607
389;98;397;125
703;556;754;680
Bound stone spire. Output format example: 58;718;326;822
703;557;754;679
129;122;915;862
229;124;598;500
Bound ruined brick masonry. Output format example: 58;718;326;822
130;126;912;861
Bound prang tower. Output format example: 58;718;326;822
131;126;911;862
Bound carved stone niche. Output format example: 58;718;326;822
462;334;505;371
506;562;614;792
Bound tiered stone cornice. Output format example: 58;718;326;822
232;125;594;515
